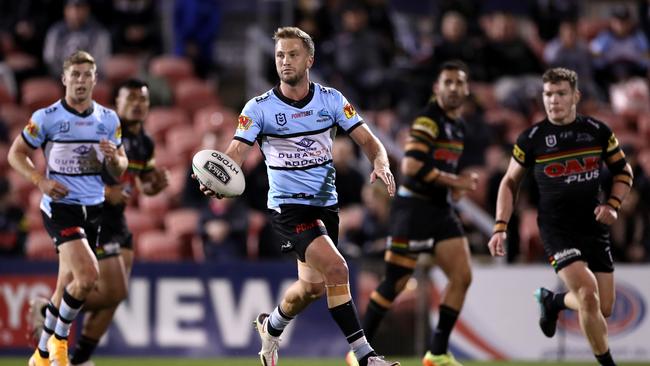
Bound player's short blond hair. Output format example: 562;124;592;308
273;27;315;56
63;50;96;72
543;67;578;90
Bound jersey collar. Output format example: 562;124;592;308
273;82;315;109
61;99;94;117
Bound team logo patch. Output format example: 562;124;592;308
25;120;39;138
545;134;557;147
296;138;316;148
607;133;619;152
275;113;287;126
513;144;526;162
343;103;356;119
59;121;70;133
412;117;438;139
97;123;108;135
115;125;122;139
237;115;253;130
73;145;92;155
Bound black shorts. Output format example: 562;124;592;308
42;202;103;251
539;219;614;273
269;204;339;262
96;211;133;260
388;196;464;254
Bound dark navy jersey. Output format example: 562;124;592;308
103;124;155;214
402;101;465;206
513;115;626;225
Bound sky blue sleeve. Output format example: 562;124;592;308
331;90;363;133
21;110;47;149
234;99;262;144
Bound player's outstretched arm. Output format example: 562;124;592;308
348;124;395;196
488;158;526;257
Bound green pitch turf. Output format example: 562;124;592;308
2;358;649;366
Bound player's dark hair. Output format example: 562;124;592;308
113;78;149;101
435;60;470;82
543;67;578;90
273;27;315;56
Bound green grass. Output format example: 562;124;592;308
2;358;649;366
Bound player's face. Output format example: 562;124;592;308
62;62;96;104
543;81;579;123
275;38;313;86
434;69;469;111
116;86;150;123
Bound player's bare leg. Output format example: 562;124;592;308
71;249;134;365
423;237;471;366
558;262;610;355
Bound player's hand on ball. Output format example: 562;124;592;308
192;173;224;199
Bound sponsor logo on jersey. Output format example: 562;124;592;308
317;109;332;122
343;103;356;119
237;115;253;131
255;93;271;103
275;113;287;126
545;134;557;147
295;220;323;234
45;106;58;114
543;156;600;183
72;145;92;155
607;133;619;152
60;226;83;237
25;120;39;138
412;117;438;139
291;110;313;119
296;138;316;148
513;144;526;162
115;125;122;139
203;161;231;184
576;133;594;142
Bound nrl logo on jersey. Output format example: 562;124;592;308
545;134;557;147
275;113;287;126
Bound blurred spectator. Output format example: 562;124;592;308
543;19;601;100
430;11;486;84
43;0;111;78
0;0;63;59
109;0;163;56
0;115;9;143
0;177;27;257
342;182;391;258
173;0;221;78
198;197;248;262
481;11;543;82
528;0;580;41
590;4;650;90
321;1;394;109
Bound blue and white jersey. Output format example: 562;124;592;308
22;99;122;212
235;82;363;209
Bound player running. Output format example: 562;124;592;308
197;26;399;366
488;68;633;366
8;50;127;366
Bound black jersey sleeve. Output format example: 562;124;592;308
512;127;536;168
141;133;156;174
409;115;439;147
595;119;629;179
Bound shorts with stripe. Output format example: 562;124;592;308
42;202;102;252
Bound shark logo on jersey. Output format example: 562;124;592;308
317;109;332;122
73;145;92;155
296;138;316;148
545;134;557;147
275;113;287;126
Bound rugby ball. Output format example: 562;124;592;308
192;150;245;197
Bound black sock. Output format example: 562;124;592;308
362;299;389;342
70;335;99;364
551;292;568;312
595;349;616;366
329;300;376;366
431;304;459;355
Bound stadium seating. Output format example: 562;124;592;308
25;230;57;260
149;55;194;88
144;106;189;143
20;77;63;110
0;103;31;129
124;208;160;244
102;54;140;86
136;230;184;261
173;78;219;115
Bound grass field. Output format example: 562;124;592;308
2;358;650;366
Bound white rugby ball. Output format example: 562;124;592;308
192;150;245;197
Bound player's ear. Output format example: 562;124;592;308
307;55;314;69
574;89;581;104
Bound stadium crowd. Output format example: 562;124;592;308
0;0;649;265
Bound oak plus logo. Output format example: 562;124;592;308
543;156;600;184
